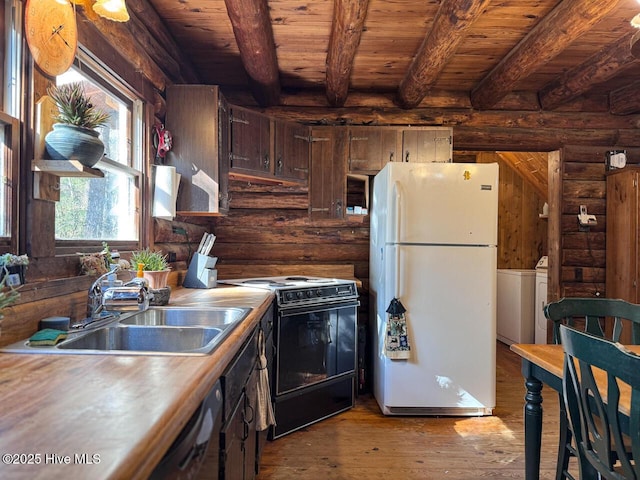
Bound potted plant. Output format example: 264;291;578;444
44;82;111;168
0;254;29;286
130;248;171;291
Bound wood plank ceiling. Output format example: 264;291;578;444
144;0;640;115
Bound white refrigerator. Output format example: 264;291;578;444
369;162;498;416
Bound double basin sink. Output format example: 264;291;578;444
2;307;252;356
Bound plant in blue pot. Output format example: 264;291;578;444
44;82;111;168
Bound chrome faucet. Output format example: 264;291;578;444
87;264;121;319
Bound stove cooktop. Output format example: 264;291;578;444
219;276;358;307
220;276;345;290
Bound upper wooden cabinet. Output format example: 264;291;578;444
165;85;228;215
348;127;399;174
401;127;453;163
273;121;310;183
309;127;347;218
229;106;271;177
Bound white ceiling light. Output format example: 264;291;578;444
92;0;130;22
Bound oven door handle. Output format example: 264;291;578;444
278;299;359;317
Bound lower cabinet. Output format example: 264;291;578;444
219;305;274;480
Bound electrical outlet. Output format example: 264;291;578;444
575;268;583;282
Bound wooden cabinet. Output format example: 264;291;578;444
229;106;271;177
309;126;348;218
219;305;274;480
348;127;399;173
273;120;310;182
165;85;228;215
606;167;640;305
220;326;259;480
401;127;452;163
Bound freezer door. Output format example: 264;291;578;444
377;244;496;411
379;162;498;246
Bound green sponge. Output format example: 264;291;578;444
29;328;68;346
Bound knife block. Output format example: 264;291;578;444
182;253;217;288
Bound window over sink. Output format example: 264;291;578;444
54;50;144;248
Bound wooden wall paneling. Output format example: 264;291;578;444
477;151;546;269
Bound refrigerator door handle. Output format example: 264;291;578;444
392;181;404;297
392;180;404;244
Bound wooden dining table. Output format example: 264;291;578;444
510;343;638;480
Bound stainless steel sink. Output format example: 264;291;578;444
58;325;223;354
0;306;252;356
119;306;251;328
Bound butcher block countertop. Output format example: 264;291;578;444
0;285;273;480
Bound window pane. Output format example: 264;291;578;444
55;170;138;241
0;126;7;238
57;70;132;167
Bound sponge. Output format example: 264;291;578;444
28;328;68;346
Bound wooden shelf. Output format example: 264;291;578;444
32;160;104;178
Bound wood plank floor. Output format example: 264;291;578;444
258;341;566;479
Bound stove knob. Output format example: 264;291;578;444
286;292;295;301
306;290;313;297
316;289;323;297
296;291;304;299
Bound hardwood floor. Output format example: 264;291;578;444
257;341;565;479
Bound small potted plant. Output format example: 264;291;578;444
0;253;29;286
130;248;171;289
44;82;111;167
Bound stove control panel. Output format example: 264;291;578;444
277;282;358;307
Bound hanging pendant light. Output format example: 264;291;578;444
92;0;130;22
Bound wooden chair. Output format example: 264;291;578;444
559;324;640;480
544;297;640;480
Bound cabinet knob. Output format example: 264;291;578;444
405;151;410;162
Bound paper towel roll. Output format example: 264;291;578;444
152;165;180;219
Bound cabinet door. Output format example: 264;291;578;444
606;168;640;309
274;121;309;182
218;94;230;212
402;128;452;163
221;392;246;480
309;127;347;218
243;367;259;480
230;107;271;175
165;85;223;214
348;128;398;173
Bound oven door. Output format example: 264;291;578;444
275;300;358;396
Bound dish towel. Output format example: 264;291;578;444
384;298;411;360
255;329;276;431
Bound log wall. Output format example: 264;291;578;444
557;146;640;298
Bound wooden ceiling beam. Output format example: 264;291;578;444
325;0;370;107
539;32;637;111
223;0;280;107
470;0;621;110
397;0;491;109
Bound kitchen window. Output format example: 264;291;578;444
54;52;144;249
0;112;19;249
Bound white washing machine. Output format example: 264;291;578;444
496;269;536;345
534;256;549;344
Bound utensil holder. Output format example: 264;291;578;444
183;253;218;289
